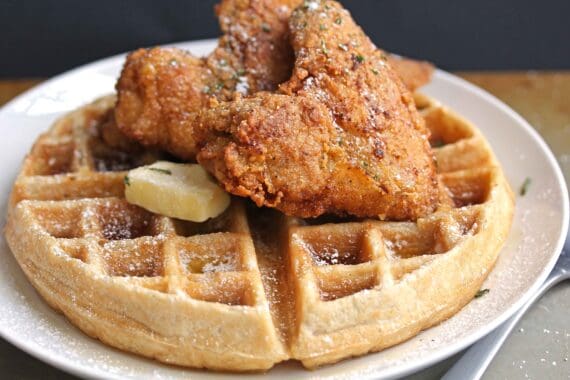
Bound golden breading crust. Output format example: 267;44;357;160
193;0;438;219
114;0;434;160
115;0;300;159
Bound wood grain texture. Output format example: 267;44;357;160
458;71;570;186
0;79;42;106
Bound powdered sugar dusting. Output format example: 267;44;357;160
235;76;249;95
0;40;567;379
179;248;238;274
304;1;319;11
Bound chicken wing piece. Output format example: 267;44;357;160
215;0;432;91
114;0;433;159
115;0;299;159
193;0;439;220
214;0;300;92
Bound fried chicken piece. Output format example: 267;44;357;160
193;0;438;220
115;0;299;159
214;0;300;92
115;0;433;160
115;48;212;159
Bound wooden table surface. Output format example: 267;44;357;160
0;72;569;379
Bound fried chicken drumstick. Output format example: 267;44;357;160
192;0;438;220
115;0;433;160
115;0;300;159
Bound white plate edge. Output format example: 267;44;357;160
0;40;567;380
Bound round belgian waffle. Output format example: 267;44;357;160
5;94;514;371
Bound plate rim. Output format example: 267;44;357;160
0;39;568;380
375;69;570;379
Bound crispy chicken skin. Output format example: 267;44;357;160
193;0;439;220
115;0;299;159
114;0;433;159
214;0;300;92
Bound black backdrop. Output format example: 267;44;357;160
1;0;569;77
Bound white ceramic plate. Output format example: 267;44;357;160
0;40;567;380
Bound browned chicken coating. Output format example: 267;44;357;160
193;0;439;219
115;0;299;159
114;0;433;160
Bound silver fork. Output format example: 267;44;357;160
442;240;570;380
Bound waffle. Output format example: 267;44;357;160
5;94;514;371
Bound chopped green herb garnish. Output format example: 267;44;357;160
338;43;348;52
380;53;388;61
148;168;172;175
361;161;369;168
168;58;178;67
204;82;223;94
319;24;327;31
219;59;227;66
320;39;329;56
371;68;379;75
520;177;532;196
124;176;130;186
355;54;365;63
474;288;490;298
261;23;271;33
236;68;246;76
335;17;342;25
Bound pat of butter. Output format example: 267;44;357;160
125;161;230;222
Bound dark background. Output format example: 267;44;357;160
1;0;569;78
